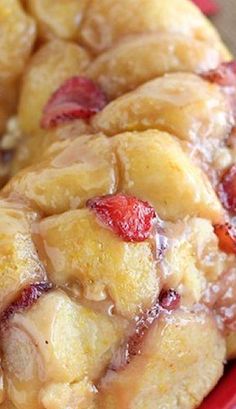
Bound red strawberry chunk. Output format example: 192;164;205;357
109;301;160;371
126;303;160;362
87;194;157;242
41;76;107;129
159;289;181;311
192;0;219;15
218;165;236;213
1;282;52;325
109;289;180;372
201;61;236;87
214;223;236;254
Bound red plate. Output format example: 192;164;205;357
199;363;236;409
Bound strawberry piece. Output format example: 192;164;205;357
87;194;157;242
201;61;236;86
109;289;180;372
218;165;236;213
214;223;236;254
109;301;160;371
192;0;219;15
126;302;160;363
41;76;107;129
159;289;181;311
1;282;52;325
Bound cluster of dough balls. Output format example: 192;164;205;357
0;1;235;409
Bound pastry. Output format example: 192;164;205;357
0;1;236;408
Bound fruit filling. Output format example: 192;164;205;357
87;194;158;242
41;76;107;129
214;223;236;254
0;282;53;327
202;61;236;86
105;289;180;373
218;165;236;213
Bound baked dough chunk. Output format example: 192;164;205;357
87;33;224;100
37;210;231;314
40;379;97;409
11;120;92;175
18;40;91;138
1;290;126;409
0;0;36;133
36;208;159;318
2;134;117;215
98;309;225;409
92;73;234;176
0;1;235;409
3;130;223;221
25;0;88;41
80;0;231;58
0;0;36;83
113;130;223;222
92;73;232;142
0;200;45;312
163;218;229;304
